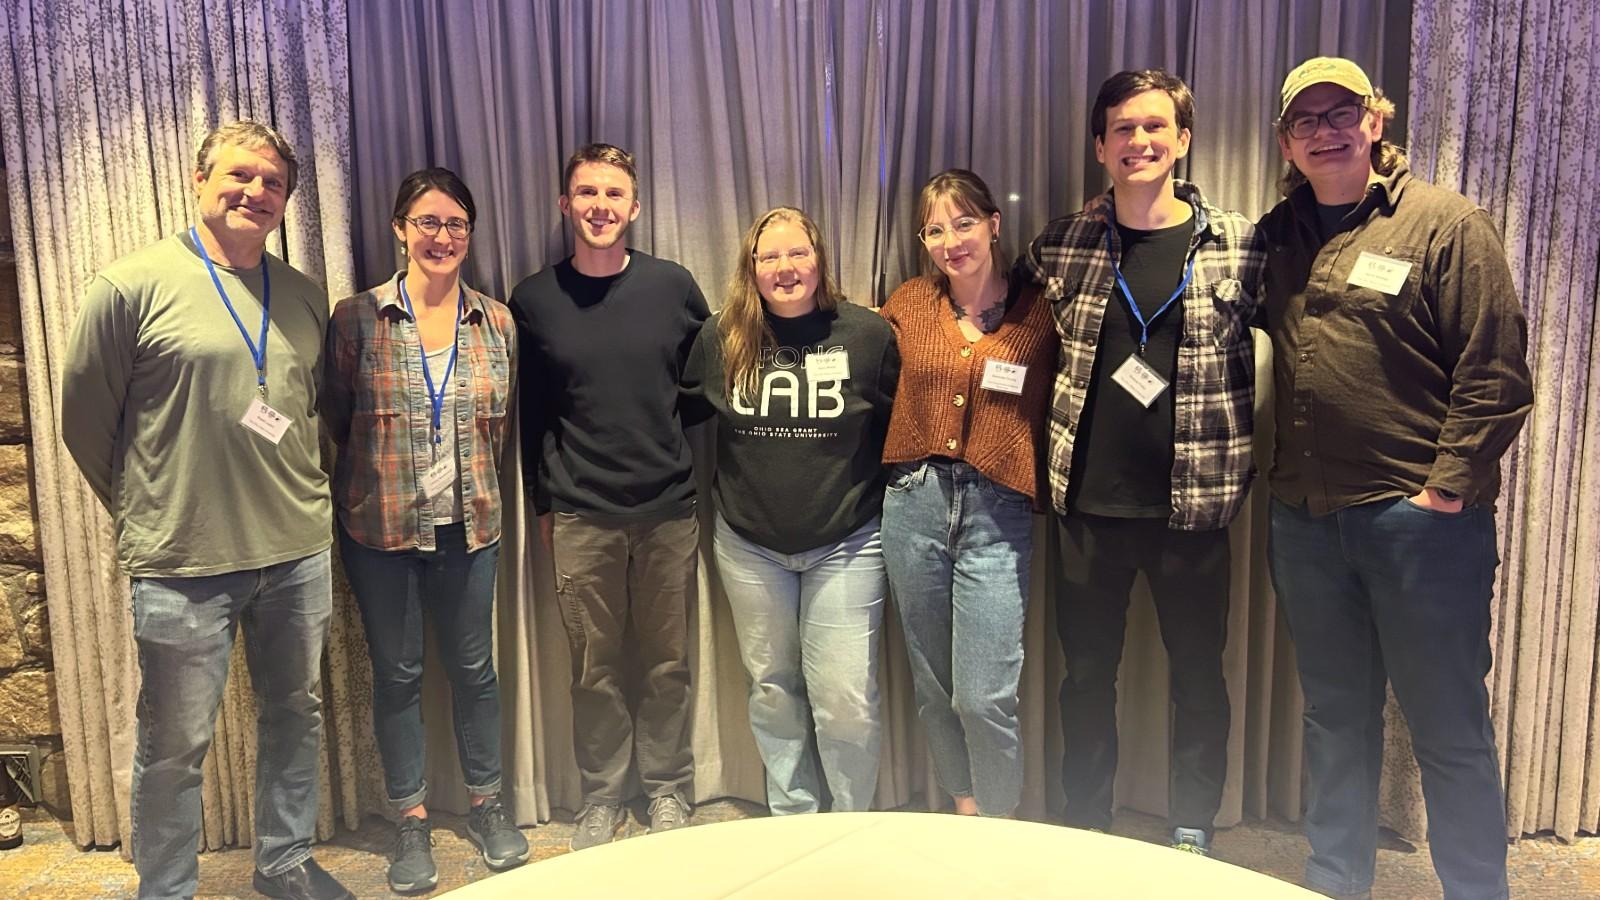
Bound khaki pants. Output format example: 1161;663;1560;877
552;510;698;804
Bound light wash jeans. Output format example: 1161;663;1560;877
129;549;332;899
338;521;503;810
881;459;1032;816
713;513;885;814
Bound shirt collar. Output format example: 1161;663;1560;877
1103;180;1221;243
378;271;486;322
1289;162;1413;221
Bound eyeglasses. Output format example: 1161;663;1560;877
403;215;472;239
1280;101;1368;140
918;216;983;244
754;246;815;268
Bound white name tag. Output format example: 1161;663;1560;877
239;397;291;444
980;359;1027;395
1346;251;1412;295
805;350;850;381
421;454;455;500
1110;353;1170;408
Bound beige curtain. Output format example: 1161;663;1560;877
380;0;1403;832
5;0;1594;863
0;0;367;851
1406;0;1600;841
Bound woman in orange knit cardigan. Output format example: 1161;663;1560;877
879;169;1058;817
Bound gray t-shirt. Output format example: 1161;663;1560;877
62;232;332;577
424;343;465;525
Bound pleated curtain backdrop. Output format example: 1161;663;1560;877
0;0;361;851
1407;0;1600;840
2;0;1595;862
341;0;1410;833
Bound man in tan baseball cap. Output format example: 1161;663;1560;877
1278;56;1374;116
1257;57;1530;900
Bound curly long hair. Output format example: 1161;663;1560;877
719;207;845;402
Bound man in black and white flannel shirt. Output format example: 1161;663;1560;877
1021;69;1266;856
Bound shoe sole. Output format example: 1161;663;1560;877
467;822;530;871
388;872;439;894
251;876;354;900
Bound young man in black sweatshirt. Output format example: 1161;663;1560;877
510;144;709;850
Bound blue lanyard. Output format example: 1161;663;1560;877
1104;229;1196;355
191;226;271;396
398;277;464;447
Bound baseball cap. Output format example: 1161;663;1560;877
1279;57;1374;116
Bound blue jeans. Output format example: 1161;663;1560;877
1269;497;1508;900
129;549;332;899
338;521;503;810
713;513;886;814
881;460;1031;816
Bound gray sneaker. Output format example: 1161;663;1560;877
570;802;625;851
647;793;690;833
466;796;529;871
387;816;436;894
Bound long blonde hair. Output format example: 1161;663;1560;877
1278;89;1408;196
719;207;844;402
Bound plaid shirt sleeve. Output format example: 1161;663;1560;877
1166;200;1267;530
321;299;358;448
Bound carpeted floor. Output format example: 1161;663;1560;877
4;801;1597;898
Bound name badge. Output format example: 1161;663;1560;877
1346;251;1412;295
805;350;850;381
239;397;291;444
1110;354;1169;408
421;455;455;500
980;359;1027;395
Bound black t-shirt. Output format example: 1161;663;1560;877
510;251;710;521
1316;201;1360;242
681;302;899;553
1068;219;1193;518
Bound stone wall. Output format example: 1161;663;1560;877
0;166;68;814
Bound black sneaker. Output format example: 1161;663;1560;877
252;858;354;900
466;796;529;871
569;802;625;851
387;816;437;894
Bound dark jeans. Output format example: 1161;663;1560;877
552;510;697;805
1054;512;1231;834
339;521;504;810
1269;497;1508;900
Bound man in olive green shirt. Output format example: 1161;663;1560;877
62;122;349;900
1260;58;1530;900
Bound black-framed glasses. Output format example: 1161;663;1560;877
404;215;472;239
918;216;982;244
1281;101;1368;140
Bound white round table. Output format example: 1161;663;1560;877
441;812;1320;898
